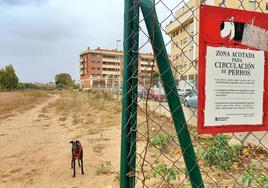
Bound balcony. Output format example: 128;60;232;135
80;58;87;63
102;58;120;63
80;70;87;75
166;10;194;34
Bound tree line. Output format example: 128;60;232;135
0;64;79;90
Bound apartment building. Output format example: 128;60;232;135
79;47;156;90
165;0;268;90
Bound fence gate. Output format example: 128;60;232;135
120;0;268;187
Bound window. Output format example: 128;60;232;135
183;37;188;44
189;22;194;34
103;55;116;59
92;61;100;64
92;53;101;57
92;67;101;70
249;1;256;10
189;74;195;81
189;49;193;61
266;3;268;10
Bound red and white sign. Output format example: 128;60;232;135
198;5;268;134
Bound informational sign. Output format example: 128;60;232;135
198;5;268;134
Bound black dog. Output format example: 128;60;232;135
70;140;84;177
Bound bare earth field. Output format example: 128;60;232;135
0;90;267;188
0;91;121;188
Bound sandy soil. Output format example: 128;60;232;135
0;93;120;188
1;91;267;188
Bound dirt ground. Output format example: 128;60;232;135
0;90;267;188
0;91;121;188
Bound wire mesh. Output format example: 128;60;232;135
123;0;268;187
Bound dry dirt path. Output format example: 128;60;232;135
0;94;120;188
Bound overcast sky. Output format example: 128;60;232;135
0;0;181;83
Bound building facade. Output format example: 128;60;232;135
79;47;156;90
165;0;268;90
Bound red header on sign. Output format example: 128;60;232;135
198;5;268;134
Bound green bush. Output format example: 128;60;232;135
18;82;37;90
150;133;172;151
56;83;65;89
151;162;179;183
0;64;18;90
203;134;241;171
242;165;268;188
55;73;74;88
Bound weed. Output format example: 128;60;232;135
203;134;242;171
242;164;268;188
150;133;172;152
196;147;204;160
151;162;179;183
96;161;112;175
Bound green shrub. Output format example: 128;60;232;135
18;82;37;90
150;133;172;151
242;165;268;188
203;134;241;171
151;162;179;183
0;64;18;90
55;73;73;88
56;83;65;89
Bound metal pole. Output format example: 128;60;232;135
129;1;140;187
120;0;139;187
140;0;204;187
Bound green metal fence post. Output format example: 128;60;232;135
120;0;139;187
129;0;140;187
140;0;204;187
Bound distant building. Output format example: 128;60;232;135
79;47;156;90
34;83;56;90
165;0;268;89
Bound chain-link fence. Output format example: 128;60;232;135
120;0;268;187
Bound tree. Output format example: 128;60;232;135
55;73;74;88
152;71;160;86
0;64;19;90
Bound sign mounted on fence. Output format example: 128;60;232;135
198;5;268;134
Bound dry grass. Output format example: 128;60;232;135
44;90;121;133
96;161;113;175
0;90;50;120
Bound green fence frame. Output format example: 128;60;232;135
120;0;204;187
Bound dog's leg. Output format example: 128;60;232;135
78;159;81;167
71;157;73;169
81;158;84;175
73;159;76;177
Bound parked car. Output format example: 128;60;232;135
149;88;166;101
177;89;185;96
183;92;197;108
185;89;192;96
177;88;192;96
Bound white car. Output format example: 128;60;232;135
177;89;186;96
